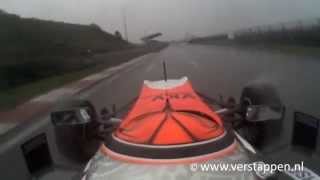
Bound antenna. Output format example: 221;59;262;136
162;61;167;82
162;61;169;103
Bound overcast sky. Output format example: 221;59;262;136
1;0;320;42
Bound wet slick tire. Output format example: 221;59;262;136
239;83;283;148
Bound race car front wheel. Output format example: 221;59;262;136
239;82;284;148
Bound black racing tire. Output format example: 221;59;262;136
239;83;283;148
52;99;101;163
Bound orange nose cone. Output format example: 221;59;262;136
102;78;236;164
115;79;224;145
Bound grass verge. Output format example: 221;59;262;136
0;45;166;111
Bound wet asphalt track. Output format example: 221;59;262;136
79;43;320;172
82;43;320;121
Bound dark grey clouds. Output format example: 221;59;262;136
1;0;320;42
